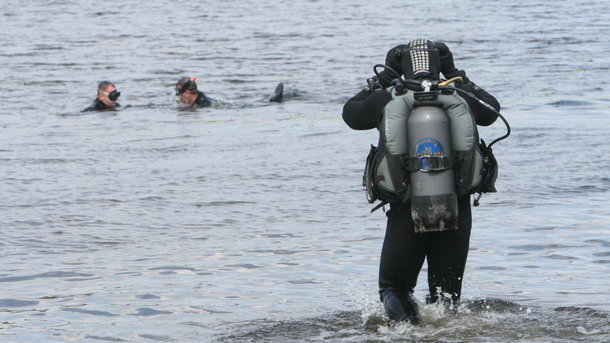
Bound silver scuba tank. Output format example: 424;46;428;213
407;96;458;232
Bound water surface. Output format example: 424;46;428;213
1;0;609;342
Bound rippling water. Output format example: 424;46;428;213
1;0;609;342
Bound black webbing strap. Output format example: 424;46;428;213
370;201;388;213
402;155;454;172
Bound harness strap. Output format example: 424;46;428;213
370;201;388;213
401;155;454;172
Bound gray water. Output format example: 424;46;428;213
1;0;609;342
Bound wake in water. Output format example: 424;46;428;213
217;298;609;343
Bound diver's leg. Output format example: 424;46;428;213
426;197;472;305
378;204;428;323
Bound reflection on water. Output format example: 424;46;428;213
1;0;609;342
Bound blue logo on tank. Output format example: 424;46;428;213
415;138;445;169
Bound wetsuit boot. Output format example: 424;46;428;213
380;289;421;324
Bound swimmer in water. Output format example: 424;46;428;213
175;77;212;108
82;81;121;112
175;76;285;107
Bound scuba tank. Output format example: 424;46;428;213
402;39;457;232
407;87;458;232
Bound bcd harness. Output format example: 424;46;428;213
363;76;510;213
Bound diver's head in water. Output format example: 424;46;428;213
97;81;120;107
384;39;441;80
175;77;198;105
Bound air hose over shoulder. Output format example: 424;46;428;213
451;86;511;148
437;76;511;148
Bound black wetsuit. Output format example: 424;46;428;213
342;80;500;321
81;99;120;112
194;91;212;108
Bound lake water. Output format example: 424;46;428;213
1;0;609;342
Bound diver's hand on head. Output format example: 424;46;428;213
436;42;470;83
366;44;409;91
385;44;406;76
435;42;455;73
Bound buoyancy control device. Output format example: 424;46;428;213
362;40;511;232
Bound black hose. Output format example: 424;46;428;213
373;64;401;79
449;87;511;148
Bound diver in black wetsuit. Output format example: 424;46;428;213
175;77;212;108
342;40;500;324
82;81;121;112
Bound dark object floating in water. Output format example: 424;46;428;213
269;82;284;102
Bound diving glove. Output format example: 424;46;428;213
436;42;470;83
385;44;406;76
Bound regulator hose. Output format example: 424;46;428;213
450;87;511;148
373;64;401;80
